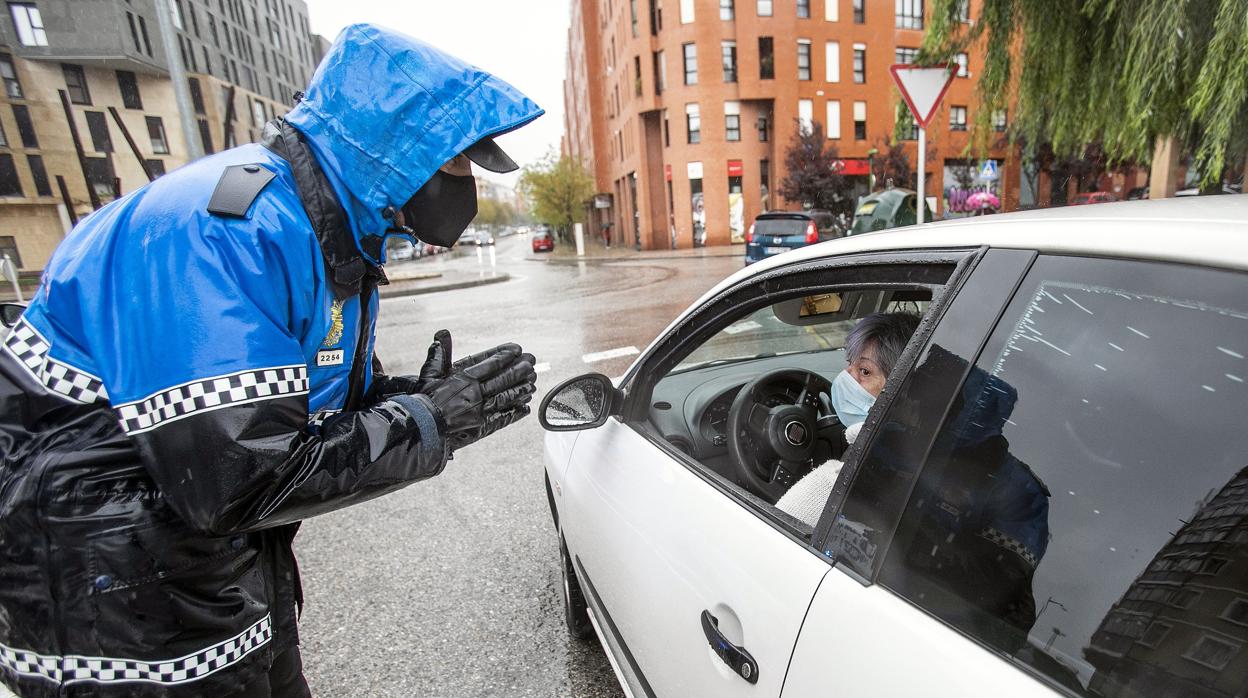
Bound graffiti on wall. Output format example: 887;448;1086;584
943;160;1000;218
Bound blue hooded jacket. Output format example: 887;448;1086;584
0;24;541;698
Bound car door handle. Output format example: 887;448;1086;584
700;610;759;684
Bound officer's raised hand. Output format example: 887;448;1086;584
405;329;537;452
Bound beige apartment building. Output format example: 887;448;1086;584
0;0;321;280
563;0;1027;250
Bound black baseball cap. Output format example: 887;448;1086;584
462;136;519;173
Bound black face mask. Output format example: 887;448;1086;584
395;170;478;248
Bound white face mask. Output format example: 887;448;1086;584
830;369;876;427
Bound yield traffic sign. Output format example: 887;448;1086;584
889;64;957;128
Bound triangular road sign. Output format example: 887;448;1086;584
890;64;957;128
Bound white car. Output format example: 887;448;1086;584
541;197;1248;698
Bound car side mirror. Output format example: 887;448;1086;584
539;372;622;431
0;302;25;328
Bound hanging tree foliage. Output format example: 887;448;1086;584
919;0;1248;185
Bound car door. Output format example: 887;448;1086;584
787;250;1248;696
559;251;969;697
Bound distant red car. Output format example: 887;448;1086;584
1071;192;1117;205
531;230;554;253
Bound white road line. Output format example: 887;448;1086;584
582;346;639;363
723;320;762;335
534;362;551;373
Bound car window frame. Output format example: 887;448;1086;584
617;247;982;547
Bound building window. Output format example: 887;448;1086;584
0;118;6;147
757;0;772;16
634;55;642;96
1223;599;1248;627
85;111;113;153
146;116;169;154
992;108;1007;132
12;104;36;148
720;0;734;20
895;47;919;65
826;100;841;139
797;0;810;17
84;157;115;200
826;0;838;20
198;118;214;154
9;3;47;47
757;112;768;141
797;98;812;135
682;42;697;85
950;105;967;131
954;52;969;77
0;235;21;267
680;0;694;23
1137;621;1172;648
852;46;865;83
685;103;700;144
0;153;24;196
1183;635;1240;671
650;0;662;34
145;159;166;178
116;70;142;110
956;0;970;21
654;50;667;94
252;100;266;128
896;0;923;29
188;77;205;114
724;101;741;141
0;55;21;98
853;0;865;22
898;103;919;140
853;100;866;140
26;153;49;196
631;0;639;35
169;0;183;30
721;41;737;82
663;108;670;146
138;15;153;56
797;40;811;80
63;64;91;105
825;41;839;82
758;36;774;79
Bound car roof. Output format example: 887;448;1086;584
756;211;813;220
725;196;1248;296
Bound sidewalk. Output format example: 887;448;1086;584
526;242;742;263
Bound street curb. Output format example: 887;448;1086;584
525;252;741;263
378;273;510;299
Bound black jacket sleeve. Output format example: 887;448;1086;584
129;392;447;535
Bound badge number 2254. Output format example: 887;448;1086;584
317;349;345;367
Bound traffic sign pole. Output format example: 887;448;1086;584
918;128;926;224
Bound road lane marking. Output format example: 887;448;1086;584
582;346;639;363
723;320;762;335
534;362;551;373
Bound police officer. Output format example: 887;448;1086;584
0;24;541;697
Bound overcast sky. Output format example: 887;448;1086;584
302;1;570;188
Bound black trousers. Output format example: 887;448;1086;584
237;646;311;698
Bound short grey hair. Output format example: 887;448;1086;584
845;312;921;379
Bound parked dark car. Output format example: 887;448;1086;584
531;230;554;253
849;189;933;235
745;211;845;265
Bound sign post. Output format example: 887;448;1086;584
889;64;957;224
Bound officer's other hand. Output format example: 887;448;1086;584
416;330;537;452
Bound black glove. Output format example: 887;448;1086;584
416;329;537;452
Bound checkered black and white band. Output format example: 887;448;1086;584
2;318;108;404
307;408;341;429
116;366;308;436
0;614;271;687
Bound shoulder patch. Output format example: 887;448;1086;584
207;164;276;218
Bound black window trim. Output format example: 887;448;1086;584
615;248;981;553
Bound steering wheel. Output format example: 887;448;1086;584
726;369;840;502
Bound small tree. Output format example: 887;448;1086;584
518;152;595;240
778;120;855;215
870;137;918;190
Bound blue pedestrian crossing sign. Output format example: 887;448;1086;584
979;160;999;181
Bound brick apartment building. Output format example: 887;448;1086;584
562;0;1026;250
0;0;321;276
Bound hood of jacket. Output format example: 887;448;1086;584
285;23;543;263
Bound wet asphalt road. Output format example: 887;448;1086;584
295;235;743;697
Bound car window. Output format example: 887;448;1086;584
753;218;808;236
877;255;1248;696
